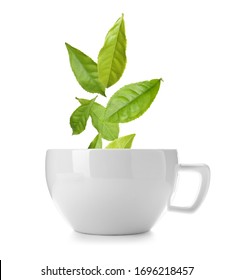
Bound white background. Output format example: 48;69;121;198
0;0;233;279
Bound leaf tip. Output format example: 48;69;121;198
100;90;106;97
93;95;98;102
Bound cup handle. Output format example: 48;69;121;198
168;164;210;213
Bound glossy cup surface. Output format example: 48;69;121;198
46;149;178;235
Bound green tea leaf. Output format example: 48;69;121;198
90;103;119;141
98;14;127;88
88;134;102;149
70;97;96;135
65;43;105;95
105;134;136;149
105;79;161;123
77;98;119;141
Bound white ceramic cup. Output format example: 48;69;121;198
45;149;210;235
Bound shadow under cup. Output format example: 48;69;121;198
46;149;179;235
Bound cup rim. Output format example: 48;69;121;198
46;148;177;151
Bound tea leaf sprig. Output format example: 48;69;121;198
66;14;162;149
